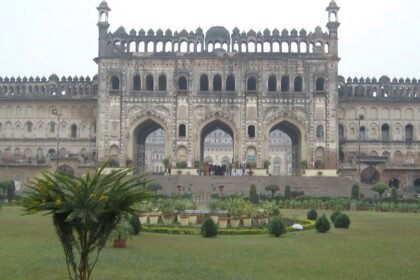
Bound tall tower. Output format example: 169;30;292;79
326;0;340;57
97;1;111;57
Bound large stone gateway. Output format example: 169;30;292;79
1;1;420;190
95;1;340;174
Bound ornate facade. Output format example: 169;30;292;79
0;1;419;188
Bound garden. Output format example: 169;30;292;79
2;168;420;279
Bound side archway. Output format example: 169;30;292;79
361;166;380;185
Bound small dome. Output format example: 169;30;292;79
206;26;230;42
98;1;111;11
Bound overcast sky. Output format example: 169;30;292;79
0;0;419;79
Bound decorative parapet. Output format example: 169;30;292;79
338;75;420;101
0;74;98;99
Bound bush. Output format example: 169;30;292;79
130;214;142;235
334;214;351;229
268;216;286;237
307;209;318;221
351;184;360;200
315;214;330;233
201;218;218;238
330;211;341;223
249;184;259;204
265;184;280;198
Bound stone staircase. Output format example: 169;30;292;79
149;175;373;198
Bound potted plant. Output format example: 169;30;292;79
226;197;245;228
161;199;175;225
136;200;153;225
262;200;280;222
242;202;254;227
111;221;133;248
208;199;220;224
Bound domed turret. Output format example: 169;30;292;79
206;26;230;43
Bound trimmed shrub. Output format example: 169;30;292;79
201;218;218;238
315;214;330;233
351;184;360;200
330;211;341;223
307;209;318;221
268;216;286;237
284;185;292;200
391;188;398;202
334;214;351;229
249;184;259;204
130;214;141;235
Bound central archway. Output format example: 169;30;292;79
133;119;165;174
268;120;301;175
200;119;234;165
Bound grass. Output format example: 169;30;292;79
1;207;420;280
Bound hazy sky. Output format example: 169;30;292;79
1;0;419;79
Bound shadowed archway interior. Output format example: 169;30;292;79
269;121;301;175
133;119;164;174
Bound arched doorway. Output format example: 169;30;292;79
268;121;301;175
133;119;165;174
57;164;75;175
200;120;234;167
361;166;380;184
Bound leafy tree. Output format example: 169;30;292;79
129;214;141;235
307;209;318;221
351;184;360;200
265;184;280;198
249;184;259;204
284;185;292;199
371;183;388;199
22;165;150;280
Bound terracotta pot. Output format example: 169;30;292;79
218;218;228;229
149;215;159;225
242;217;252;227
210;215;219;224
162;215;174;225
179;215;189;226
139;215;148;225
113;239;126;248
188;215;198;225
230;218;240;228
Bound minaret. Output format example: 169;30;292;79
326;0;340;56
97;1;111;57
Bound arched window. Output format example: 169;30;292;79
133;75;141;91
26;122;33;133
146;75;154;91
281;76;289;92
158;75;167;91
226;75;235;91
316;78;325;91
405;124;414;141
268;76;277;92
179;124;186;137
178;76;188;90
49;122;56;133
200;74;209;91
360;126;366;141
111;76;120;90
382;124;390;141
294;76;303;92
248;125;255;138
213;75;222;91
316;125;324;139
247;77;257;91
71;124;77;138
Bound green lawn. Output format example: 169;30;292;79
1;207;420;280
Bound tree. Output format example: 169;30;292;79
249;184;259;204
146;183;162;193
351;184;360;200
0;180;15;202
265;184;280;198
22;165;150;280
371;183;388;199
284;185;292;199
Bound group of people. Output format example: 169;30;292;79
201;163;250;176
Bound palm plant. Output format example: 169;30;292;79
262;200;280;217
22;164;150;280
